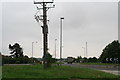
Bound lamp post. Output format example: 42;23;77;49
55;39;57;59
60;17;64;60
82;47;85;58
86;42;87;58
32;41;38;63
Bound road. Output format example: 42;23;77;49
62;63;120;76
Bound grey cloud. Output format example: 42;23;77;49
2;2;118;58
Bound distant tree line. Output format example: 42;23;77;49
2;43;39;64
2;55;38;64
67;56;98;63
2;43;56;65
2;40;120;65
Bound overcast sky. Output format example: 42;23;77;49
1;1;118;58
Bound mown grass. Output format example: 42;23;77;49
0;66;2;79
2;64;120;79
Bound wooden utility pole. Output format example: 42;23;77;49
34;0;55;68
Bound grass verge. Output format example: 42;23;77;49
2;64;120;79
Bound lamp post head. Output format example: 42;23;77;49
61;17;64;19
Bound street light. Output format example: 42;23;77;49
32;41;38;64
60;17;64;60
86;42;87;58
55;39;57;59
82;47;85;58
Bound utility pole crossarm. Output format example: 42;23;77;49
34;2;53;4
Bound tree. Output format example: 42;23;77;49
99;40;120;63
83;57;88;63
76;56;82;63
43;52;55;67
9;43;23;58
88;57;98;63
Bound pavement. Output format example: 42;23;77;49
62;63;120;76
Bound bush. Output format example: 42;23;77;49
2;55;38;64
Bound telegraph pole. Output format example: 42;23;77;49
34;0;55;68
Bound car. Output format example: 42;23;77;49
67;57;74;64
